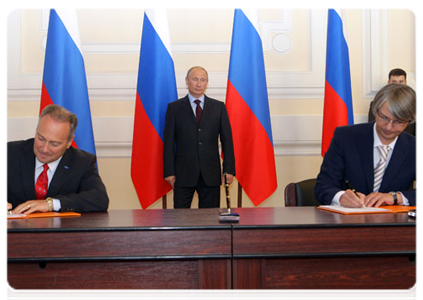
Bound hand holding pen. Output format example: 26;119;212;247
341;180;366;208
7;202;13;215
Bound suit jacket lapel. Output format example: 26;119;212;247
182;95;198;126
380;134;409;191
202;96;211;122
47;149;72;197
22;141;37;199
197;96;219;125
357;123;375;193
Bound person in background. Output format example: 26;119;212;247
316;84;415;208
8;104;109;214
163;66;235;208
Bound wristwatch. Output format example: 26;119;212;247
389;192;398;205
45;197;53;211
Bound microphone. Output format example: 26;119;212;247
218;174;239;223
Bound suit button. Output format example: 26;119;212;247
199;142;202;146
198;128;201;132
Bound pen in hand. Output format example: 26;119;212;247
345;180;365;207
7;202;13;215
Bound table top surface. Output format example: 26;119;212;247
7;207;415;233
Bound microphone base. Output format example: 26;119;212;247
218;211;240;223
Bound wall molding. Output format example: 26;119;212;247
361;9;416;98
9;9;414;103
8;9;327;101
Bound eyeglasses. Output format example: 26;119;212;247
377;112;409;126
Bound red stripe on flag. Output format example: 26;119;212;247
40;82;78;149
131;93;172;209
321;81;349;156
40;82;55;114
226;81;277;206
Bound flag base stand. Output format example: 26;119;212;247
218;209;240;223
219;174;239;222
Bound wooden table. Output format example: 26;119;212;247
231;207;416;289
8;207;415;289
8;209;232;289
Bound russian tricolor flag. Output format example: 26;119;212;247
131;10;177;209
321;9;353;156
40;9;96;155
226;9;277;206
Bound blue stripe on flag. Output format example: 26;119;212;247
227;9;273;144
43;9;95;154
325;9;354;124
137;13;178;141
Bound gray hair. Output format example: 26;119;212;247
39;105;78;141
371;84;416;123
186;66;208;79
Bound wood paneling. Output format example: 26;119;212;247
8;208;416;289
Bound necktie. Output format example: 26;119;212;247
35;164;49;200
194;100;202;123
373;145;390;192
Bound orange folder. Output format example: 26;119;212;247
382;205;416;213
317;205;416;215
7;212;81;219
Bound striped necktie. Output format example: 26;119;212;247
373;145;390;192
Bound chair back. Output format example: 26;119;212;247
284;178;319;206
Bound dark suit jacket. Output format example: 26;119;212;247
315;122;416;205
163;95;235;187
8;139;109;212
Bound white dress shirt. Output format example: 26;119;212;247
188;93;205;117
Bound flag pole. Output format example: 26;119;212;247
162;195;167;209
237;182;242;207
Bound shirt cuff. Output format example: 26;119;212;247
331;191;345;206
399;192;410;206
52;199;61;212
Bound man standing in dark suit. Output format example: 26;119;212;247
315;84;416;207
163;66;235;208
8;104;109;214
